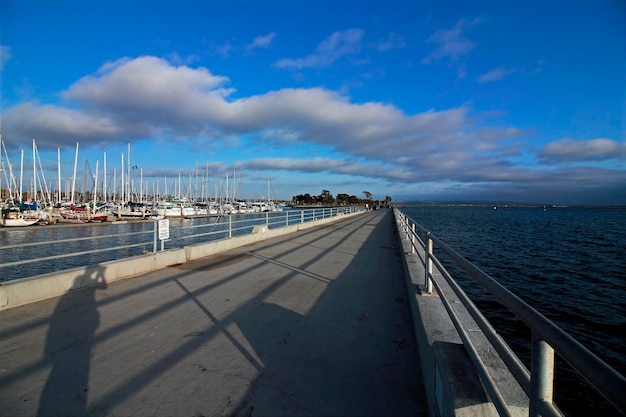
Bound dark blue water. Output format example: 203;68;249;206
400;205;626;417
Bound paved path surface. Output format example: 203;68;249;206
0;209;427;417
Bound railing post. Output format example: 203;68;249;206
301;209;304;224
153;220;157;253
411;223;416;255
530;332;555;417
425;231;433;294
286;210;289;226
228;215;232;238
403;214;408;240
265;211;269;226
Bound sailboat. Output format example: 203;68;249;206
0;135;46;226
1;211;40;227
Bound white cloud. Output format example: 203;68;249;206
538;138;626;162
476;67;516;83
370;33;405;51
422;18;479;64
237;157;415;182
273;29;364;69
3;102;120;147
246;32;276;51
2;55;524;184
0;45;12;70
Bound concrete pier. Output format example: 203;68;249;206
0;209;428;416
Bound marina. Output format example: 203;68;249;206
1;138;286;228
0;206;349;282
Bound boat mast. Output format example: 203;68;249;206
32;139;36;203
121;153;125;203
71;142;79;205
127;142;131;202
103;151;107;203
195;157;199;201
204;161;209;202
112;169;117;202
57;148;61;204
92;160;98;219
19;149;24;203
33;140;52;206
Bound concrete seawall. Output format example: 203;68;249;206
0;211;361;311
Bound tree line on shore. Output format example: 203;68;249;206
290;190;392;207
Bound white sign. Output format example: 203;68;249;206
158;219;170;240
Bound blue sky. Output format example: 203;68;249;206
1;0;624;205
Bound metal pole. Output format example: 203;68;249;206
228;214;232;238
153;221;157;253
411;223;416;254
530;332;555;417
425;231;433;294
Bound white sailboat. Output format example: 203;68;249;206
1;212;40;227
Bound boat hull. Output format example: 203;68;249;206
1;216;40;227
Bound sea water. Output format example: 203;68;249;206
400;205;625;417
0;214;263;281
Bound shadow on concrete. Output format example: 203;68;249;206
79;214;382;414
227;209;426;416
37;266;107;416
1;210;426;416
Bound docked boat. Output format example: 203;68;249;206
251;201;270;213
59;211;108;223
155;200;195;218
110;202;154;220
59;203;108;223
1;211;40;227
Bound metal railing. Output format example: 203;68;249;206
394;208;626;417
0;207;361;280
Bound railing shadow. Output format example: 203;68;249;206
227;209;427;416
37;266;107;416
2;209;420;416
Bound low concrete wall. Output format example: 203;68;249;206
184;211;357;260
0;211;362;311
0;249;187;311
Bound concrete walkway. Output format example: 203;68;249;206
0;209;427;417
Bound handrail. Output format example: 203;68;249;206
1;229;153;250
394;208;626;417
0;207;360;281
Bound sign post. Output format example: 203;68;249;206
158;219;169;251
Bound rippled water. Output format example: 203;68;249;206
400;205;626;417
0;213;277;281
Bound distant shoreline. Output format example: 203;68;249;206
394;203;626;209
